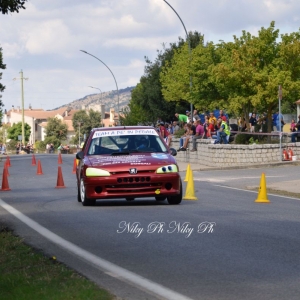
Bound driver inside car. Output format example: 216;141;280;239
135;137;148;150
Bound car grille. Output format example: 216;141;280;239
105;176;163;194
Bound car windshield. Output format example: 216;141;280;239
87;134;168;155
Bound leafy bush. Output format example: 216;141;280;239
35;140;46;152
174;128;185;138
7;140;17;153
43;136;61;149
234;134;255;144
234;133;267;144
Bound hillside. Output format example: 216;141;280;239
53;86;135;112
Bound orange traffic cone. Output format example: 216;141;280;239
32;154;36;166
72;158;77;174
255;173;270;203
183;167;198;200
6;156;11;167
58;152;63;164
55;166;66;188
1;167;11;191
5;162;9;177
36;160;43;175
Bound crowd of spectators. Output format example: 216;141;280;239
156;109;300;149
156;109;231;151
15;143;34;154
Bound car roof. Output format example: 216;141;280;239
91;126;155;132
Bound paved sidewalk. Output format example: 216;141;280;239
176;160;300;195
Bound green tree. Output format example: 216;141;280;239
0;0;27;14
161;22;300;131
0;123;9;143
72;110;101;143
214;22;300;131
161;41;221;112
7;122;31;141
127;31;203;123
45;117;68;140
0;47;6;122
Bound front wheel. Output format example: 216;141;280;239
77;184;81;202
167;180;182;205
80;179;95;206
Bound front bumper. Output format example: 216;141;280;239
82;173;181;199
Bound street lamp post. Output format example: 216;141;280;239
80;50;120;125
78;121;82;146
13;70;28;148
162;0;193;121
88;86;102;104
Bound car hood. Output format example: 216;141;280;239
86;152;177;170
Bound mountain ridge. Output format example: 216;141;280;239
53;86;135;112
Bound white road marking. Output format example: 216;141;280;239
213;185;300;200
0;199;193;300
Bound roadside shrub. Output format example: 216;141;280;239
234;134;255;144
7;140;17;153
43;136;61;149
174;128;185;138
234;133;267;144
35;140;46;152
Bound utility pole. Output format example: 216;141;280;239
278;85;282;161
13;70;28;148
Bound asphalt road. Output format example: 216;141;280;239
0;154;299;300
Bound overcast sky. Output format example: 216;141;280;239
1;0;300;111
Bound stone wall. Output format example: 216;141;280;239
171;138;300;167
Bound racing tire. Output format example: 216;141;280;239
155;196;166;201
77;184;81;202
167;180;182;205
80;179;95;206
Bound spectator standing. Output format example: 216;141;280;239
175;113;188;127
16;142;20;154
290;119;296;132
57;144;63;153
275;111;284;131
219;110;227;122
190;120;205;151
291;116;300;142
208;112;217;125
157;122;172;147
249;113;257;132
1;144;6;155
171;121;180;134
193;109;200;121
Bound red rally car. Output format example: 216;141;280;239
76;126;182;206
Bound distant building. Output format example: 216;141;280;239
2;105;119;144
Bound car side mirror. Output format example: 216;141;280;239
76;151;84;160
169;148;177;156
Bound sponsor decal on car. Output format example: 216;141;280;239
151;153;169;159
92;129;158;139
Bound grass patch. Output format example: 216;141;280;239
0;226;114;300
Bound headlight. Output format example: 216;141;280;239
156;164;178;174
86;168;110;177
